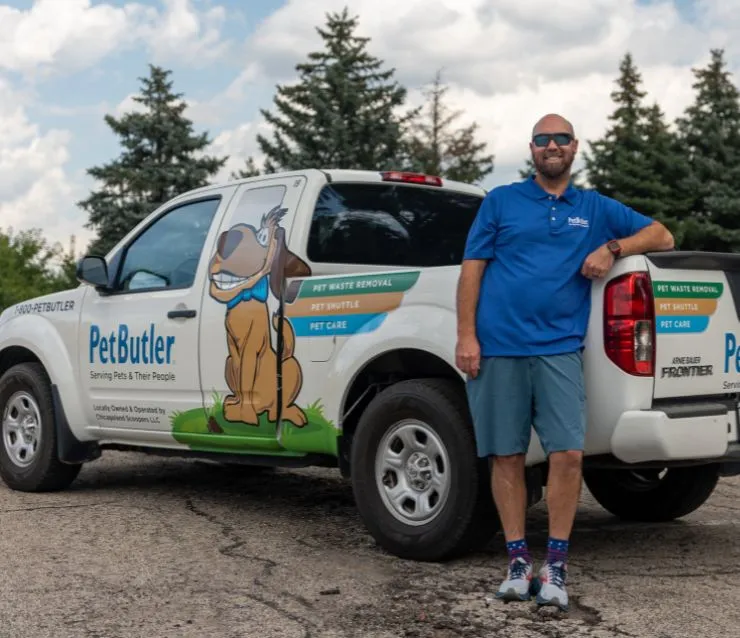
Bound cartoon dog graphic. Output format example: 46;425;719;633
208;205;311;428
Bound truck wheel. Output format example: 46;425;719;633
583;464;720;522
0;363;82;492
350;378;496;562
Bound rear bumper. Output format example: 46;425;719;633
611;409;733;464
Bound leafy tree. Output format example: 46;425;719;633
78;64;227;256
675;48;740;252
404;70;493;183
257;7;417;172
0;229;77;311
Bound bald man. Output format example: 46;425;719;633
456;114;674;611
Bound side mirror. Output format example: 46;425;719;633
76;256;110;290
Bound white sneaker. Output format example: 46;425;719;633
495;557;534;601
534;561;569;611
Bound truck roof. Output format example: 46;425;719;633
174;168;487;201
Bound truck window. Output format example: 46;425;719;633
306;183;483;267
114;197;221;292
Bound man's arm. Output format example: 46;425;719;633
457;259;486;339
582;197;675;279
455;192;498;377
614;220;675;256
456;259;486;377
582;221;674;279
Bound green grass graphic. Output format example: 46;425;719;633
170;392;338;457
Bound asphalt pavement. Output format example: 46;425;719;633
0;452;737;638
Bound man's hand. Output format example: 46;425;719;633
456;334;481;378
581;244;615;280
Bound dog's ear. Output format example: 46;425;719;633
284;250;311;279
269;227;311;299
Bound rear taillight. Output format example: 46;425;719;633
604;272;655;376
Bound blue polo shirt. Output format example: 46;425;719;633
463;176;654;357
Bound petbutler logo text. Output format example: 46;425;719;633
89;323;175;365
725;332;740;374
567;216;589;228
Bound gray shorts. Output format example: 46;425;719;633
465;351;586;458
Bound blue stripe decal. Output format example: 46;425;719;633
290;313;388;337
655;316;710;334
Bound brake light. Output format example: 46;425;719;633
380;171;443;186
604;272;655;376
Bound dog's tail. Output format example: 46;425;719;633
272;313;297;360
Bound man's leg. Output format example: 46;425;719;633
466;356;534;601
547;451;583;541
530;351;586;612
491;453;527;544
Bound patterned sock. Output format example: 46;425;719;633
546;537;569;564
506;538;532;564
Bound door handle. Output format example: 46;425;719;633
168;308;197;319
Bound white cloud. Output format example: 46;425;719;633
234;0;740;189
207;120;273;181
0;0;151;76
244;0;707;93
0;0;235;257
0;166;93;258
142;0;232;68
4;0;740;255
0;0;232;77
0;78;92;253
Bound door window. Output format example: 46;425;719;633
114;197;221;292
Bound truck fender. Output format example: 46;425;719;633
327;305;462;427
0;317;100;464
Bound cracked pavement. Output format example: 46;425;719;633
0;453;738;638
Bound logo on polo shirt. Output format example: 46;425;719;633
567;216;589;228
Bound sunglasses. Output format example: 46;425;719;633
532;132;573;147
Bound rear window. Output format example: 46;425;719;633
306;183;483;267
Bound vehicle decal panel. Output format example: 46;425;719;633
649;271;740;403
653;280;722;334
170;183;410;459
285;272;420;337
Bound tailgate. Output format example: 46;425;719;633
646;251;740;400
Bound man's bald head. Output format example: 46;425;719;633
531;113;575;138
529;113;578;182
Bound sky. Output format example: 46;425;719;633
1;0;739;256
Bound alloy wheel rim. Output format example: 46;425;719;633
2;391;42;468
375;419;451;526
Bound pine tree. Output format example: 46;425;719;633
640;102;692;243
256;8;416;172
675;48;740;252
230;156;261;179
405;70;493;183
582;53;650;198
582;53;688;236
78;65;227;255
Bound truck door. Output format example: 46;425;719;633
78;189;234;438
191;175;312;455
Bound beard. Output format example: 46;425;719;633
534;150;574;179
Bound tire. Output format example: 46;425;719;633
583;464;721;522
350;378;497;562
0;363;82;492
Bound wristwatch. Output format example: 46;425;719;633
606;239;622;258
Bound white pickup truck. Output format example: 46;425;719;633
0;169;738;561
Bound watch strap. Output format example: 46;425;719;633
607;240;622;258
